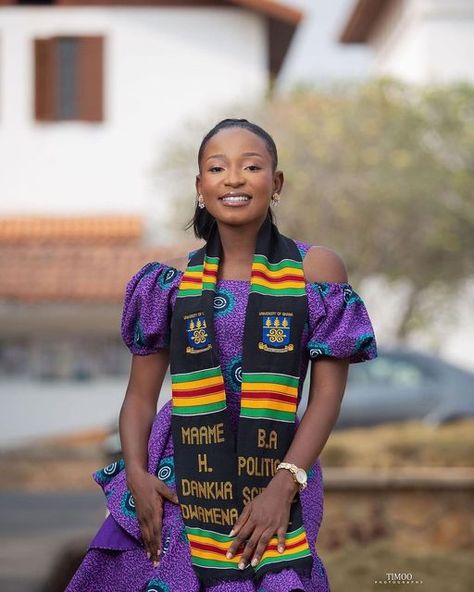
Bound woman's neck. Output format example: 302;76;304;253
215;218;264;280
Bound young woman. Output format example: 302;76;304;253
66;118;377;592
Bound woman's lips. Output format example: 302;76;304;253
220;195;252;207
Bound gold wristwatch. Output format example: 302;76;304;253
276;462;308;491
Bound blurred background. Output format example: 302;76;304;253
0;0;473;590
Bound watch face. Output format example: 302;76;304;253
296;468;307;484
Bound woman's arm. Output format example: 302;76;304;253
119;350;179;567
119;351;170;483
120;254;188;482
227;246;350;567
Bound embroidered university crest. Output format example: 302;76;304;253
258;311;294;353
185;312;212;354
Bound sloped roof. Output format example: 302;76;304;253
339;0;397;43
0;216;198;303
0;215;143;244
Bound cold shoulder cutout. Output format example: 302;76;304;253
305;281;378;363
120;261;183;355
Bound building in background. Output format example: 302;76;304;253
0;0;302;242
0;215;197;382
277;0;371;90
339;0;474;83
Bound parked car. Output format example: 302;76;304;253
104;347;474;459
300;347;474;428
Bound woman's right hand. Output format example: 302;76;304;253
127;468;179;566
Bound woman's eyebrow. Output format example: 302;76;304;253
206;152;264;161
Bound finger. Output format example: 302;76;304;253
155;479;179;504
229;503;251;537
138;516;152;558
226;521;254;558
240;531;265;570
150;499;163;565
251;529;274;567
277;526;286;553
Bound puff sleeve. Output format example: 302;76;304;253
120;262;181;355
306;281;378;363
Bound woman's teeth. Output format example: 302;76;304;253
222;196;250;203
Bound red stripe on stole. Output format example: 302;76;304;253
251;270;303;284
190;536;306;555
240;391;297;404
190;541;227;555
203;268;217;278
172;382;224;398
182;275;202;285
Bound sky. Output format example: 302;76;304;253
276;0;372;91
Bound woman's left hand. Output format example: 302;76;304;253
226;470;299;569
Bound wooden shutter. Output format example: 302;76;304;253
78;36;104;122
34;38;57;122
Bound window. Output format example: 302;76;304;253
34;35;104;122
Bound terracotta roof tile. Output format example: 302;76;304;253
0;216;199;303
0;215;144;244
0;244;197;303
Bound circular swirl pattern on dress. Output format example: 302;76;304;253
308;342;332;359
156;456;175;486
213;287;235;317
159;267;179;289
94;458;125;484
225;356;243;392
120;491;137;517
145;579;170;592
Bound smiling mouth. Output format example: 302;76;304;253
219;194;252;204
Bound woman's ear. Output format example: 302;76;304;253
274;170;284;194
195;174;201;196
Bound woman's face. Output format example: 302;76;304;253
196;127;283;227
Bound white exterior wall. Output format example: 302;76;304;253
0;7;267;235
369;0;474;84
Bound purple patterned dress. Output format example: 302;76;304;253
66;240;378;592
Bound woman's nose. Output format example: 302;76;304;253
224;167;245;186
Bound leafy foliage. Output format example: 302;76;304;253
158;80;474;339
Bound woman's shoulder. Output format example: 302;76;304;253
295;239;348;284
161;255;188;274
124;255;188;299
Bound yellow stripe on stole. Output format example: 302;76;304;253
172;392;226;407
172;376;224;391
252;263;305;279
240;399;296;412
241;383;298;397
251;279;305;290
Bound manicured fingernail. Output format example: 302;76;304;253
147;552;151;560
229;529;235;536
278;545;284;553
226;551;232;559
239;561;246;570
251;558;258;567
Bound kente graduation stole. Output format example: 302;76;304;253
170;215;313;585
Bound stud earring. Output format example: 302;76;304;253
197;194;205;209
271;192;280;207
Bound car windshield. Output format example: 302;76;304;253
348;355;427;387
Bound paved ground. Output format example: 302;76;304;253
0;491;106;592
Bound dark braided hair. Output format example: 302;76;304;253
186;118;278;240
